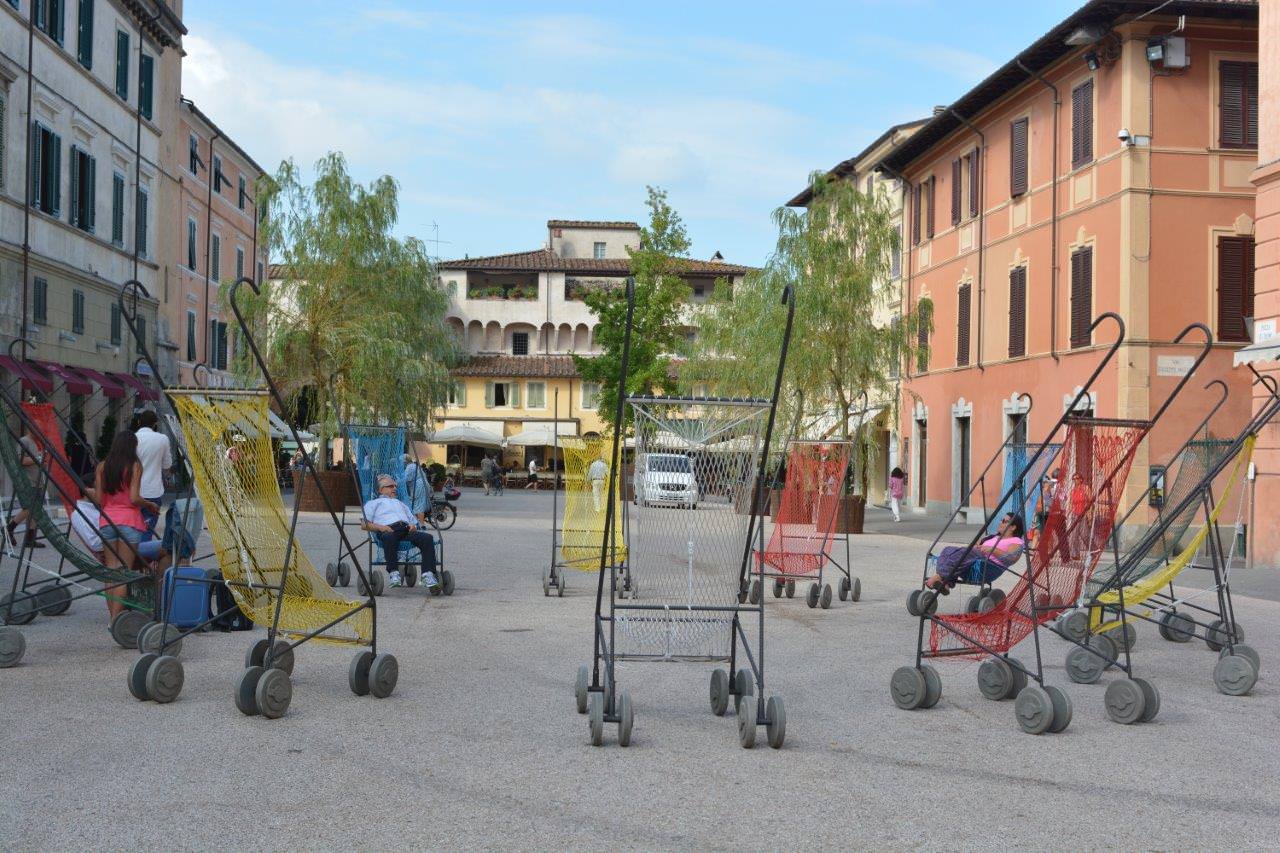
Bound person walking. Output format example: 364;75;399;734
361;474;439;590
7;423;48;548
95;431;160;620
132;410;172;536
480;454;495;496
888;467;907;523
525;458;540;491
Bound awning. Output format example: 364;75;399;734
0;355;54;394
429;423;505;447
33;360;92;395
267;409;315;441
75;367;126;399
108;371;159;401
507;427;557;447
1233;340;1280;366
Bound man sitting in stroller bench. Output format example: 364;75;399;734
362;474;439;590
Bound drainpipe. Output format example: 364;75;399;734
132;2;164;283
948;108;986;373
19;2;34;361
202;121;222;368
1017;59;1061;362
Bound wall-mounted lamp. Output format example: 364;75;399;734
1084;51;1102;71
1146;37;1165;63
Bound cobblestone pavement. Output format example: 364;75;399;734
1;488;1277;850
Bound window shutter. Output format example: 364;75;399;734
1011;118;1029;197
139;54;154;120
136;189;148;256
0;96;5;190
925;177;936;239
956;283;971;366
484;382;495;408
30;122;42;210
115;31;129;99
510;382;521;407
951;158;962;226
50;132;61;215
1070;247;1093;348
455;382;466;407
1217;236;1255;342
1220;62;1245;148
1072;80;1093;168
912;182;922;245
76;0;93;68
968;149;980;218
1246;63;1259;147
1009;267;1026;358
87;154;96;232
69;145;80;226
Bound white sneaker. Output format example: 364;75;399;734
424;571;441;590
389;571;403;588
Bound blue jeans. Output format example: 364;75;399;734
141;498;163;539
376;528;436;577
99;524;144;545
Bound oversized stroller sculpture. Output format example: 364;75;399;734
1053;369;1279;718
891;315;1212;733
573;279;795;749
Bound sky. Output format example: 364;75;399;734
182;1;1081;267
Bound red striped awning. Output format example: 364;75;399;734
32;360;93;395
74;367;127;399
0;355;54;394
108;371;159;401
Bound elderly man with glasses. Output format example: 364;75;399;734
361;473;439;590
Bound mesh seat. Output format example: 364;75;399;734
558;437;626;570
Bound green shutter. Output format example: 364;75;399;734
136;189;148;256
69;145;80;226
484;382;495;408
76;0;93;68
50;132;61;215
30;122;42;210
86;154;96;232
510;382;520;408
115;31;129;99
139;54;154;120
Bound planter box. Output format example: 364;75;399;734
832;495;866;534
734;482;770;515
294;469;358;513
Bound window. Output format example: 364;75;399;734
211;234;220;281
485;381;519;408
956;282;971;367
593;242;606;259
36;0;64;44
1220;61;1259;149
0;92;6;190
139;53;154;120
114;30;128;100
951;158;962;226
912;182;922;245
135;315;146;353
1070;246;1094;348
135;186;148;257
33;277;48;324
235;247;244;280
581;381;600;410
447;381;466;407
257;261;264;284
915;301;932;373
210;320;228;370
1008;266;1027;358
213;155;223;192
188;134;199;174
1010;117;1029;197
187;218;197;270
891;225;902;278
108;171;124;245
110;303;122;345
693;283;705;298
967;149;980;219
69;145;95;232
186;311;196;361
70;289;84;334
1071;79;1094;169
925;176;936;239
29;121;62;216
526;381;546;409
1217;236;1256;342
511;331;529;355
238;174;246;210
75;0;92;68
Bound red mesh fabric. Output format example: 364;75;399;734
20;401;80;516
930;420;1145;657
757;442;849;577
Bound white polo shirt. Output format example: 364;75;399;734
363;495;415;527
134;427;172;500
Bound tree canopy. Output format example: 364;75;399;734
685;172;922;490
225;153;457;442
574;187;692;431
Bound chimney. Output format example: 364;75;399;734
933;105;948;117
710;251;724;262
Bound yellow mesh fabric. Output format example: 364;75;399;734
1092;435;1254;635
169;391;372;645
559;437;626;570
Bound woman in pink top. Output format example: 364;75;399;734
924;514;1026;591
888;467;907;522
95;431;159;619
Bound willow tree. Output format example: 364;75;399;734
225;153;457;455
686;171;920;493
574;187;692;431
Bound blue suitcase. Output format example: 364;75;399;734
161;566;209;629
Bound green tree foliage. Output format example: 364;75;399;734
574;187;691;431
225;153;458;448
686;172;921;491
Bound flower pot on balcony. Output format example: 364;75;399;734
294;468;358;513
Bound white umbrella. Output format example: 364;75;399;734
429;423;505;447
507;426;558;447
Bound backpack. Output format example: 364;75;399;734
207;569;254;631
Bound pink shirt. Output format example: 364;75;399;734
889;475;905;499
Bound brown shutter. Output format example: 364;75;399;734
1010;118;1029;197
951;158;962;225
1246;63;1259;147
926;176;936;238
968;148;980;218
1217;236;1256;342
1072;80;1093;168
1009;266;1026;358
912;182;922;245
1220;61;1259;149
916;302;931;372
956;283;971;366
1070;246;1093;348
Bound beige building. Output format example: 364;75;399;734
433;219;752;472
786;118;928;503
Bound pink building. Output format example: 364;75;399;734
881;0;1259;522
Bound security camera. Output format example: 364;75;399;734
1117;127;1132;143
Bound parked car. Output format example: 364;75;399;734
634;452;700;509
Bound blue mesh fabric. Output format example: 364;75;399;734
349;426;420;564
986;443;1062;535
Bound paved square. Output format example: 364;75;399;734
2;490;1277;849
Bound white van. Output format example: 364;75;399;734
634;452;699;509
